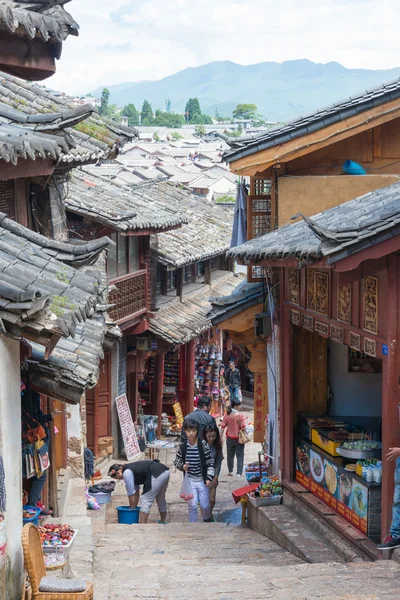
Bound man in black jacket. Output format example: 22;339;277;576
182;396;216;441
225;359;241;404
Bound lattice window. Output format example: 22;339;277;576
247;194;271;282
0;179;16;219
108;271;147;323
254;179;271;196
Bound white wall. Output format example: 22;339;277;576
0;337;23;599
328;340;382;417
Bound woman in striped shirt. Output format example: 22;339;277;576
175;419;215;522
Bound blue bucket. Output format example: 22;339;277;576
116;506;140;524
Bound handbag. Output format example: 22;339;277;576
238;428;250;445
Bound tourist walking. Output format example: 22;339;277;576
203;424;223;520
182;395;217;440
221;401;247;477
108;460;170;524
175;419;215;522
225;359;241;404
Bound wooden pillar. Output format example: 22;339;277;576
280;298;293;482
47;397;59;517
185;340;196;414
381;254;400;537
161;266;168;296
176;267;183;301
154;352;165;436
204;259;212;286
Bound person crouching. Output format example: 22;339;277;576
108;460;170;524
174;419;215;522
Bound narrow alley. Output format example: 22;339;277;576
80;408;400;600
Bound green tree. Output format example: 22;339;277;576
100;88;110;116
106;104;121;121
201;114;213;125
153;110;185;128
195;124;206;137
171;131;183;141
185;98;202;123
141;100;154;125
153;132;160;142
232;103;258;121
122;103;139;126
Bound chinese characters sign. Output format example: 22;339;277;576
116;394;141;461
254;372;268;444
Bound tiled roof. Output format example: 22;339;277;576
227;182;400;265
0;72;136;164
0;1;79;43
149;272;245;345
0;212;112;339
224;77;400;163
150;192;234;267
66;169;188;233
208;280;264;325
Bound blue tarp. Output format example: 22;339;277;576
230;183;247;248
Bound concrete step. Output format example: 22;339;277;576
248;503;346;563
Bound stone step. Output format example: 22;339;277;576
248;503;346;563
93;557;400;600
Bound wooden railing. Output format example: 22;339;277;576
108;269;147;324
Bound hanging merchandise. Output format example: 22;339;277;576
194;339;224;405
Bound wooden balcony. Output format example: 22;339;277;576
108;269;148;324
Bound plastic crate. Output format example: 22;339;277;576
23;505;41;526
247;494;282;507
42;529;77;558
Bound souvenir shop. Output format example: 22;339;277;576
194;334;226;415
279;263;395;543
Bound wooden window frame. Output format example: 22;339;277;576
107;233;142;279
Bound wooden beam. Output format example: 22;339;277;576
154;352;165;436
334;236;400;273
374;125;382;158
0;32;56;80
204;259;212;286
229;100;400;176
0;158;54;180
176;267;183;301
185;340;196;414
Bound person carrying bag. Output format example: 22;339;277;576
221;400;248;477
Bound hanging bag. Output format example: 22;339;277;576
238;428;250;444
179;473;194;501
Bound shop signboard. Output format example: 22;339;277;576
172;402;184;425
295;440;311;489
116;394;141;460
254;372;268;444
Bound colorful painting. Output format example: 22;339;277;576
288;268;300;305
338;284;351;323
363;276;378;334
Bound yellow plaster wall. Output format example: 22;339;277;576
278;174;400;226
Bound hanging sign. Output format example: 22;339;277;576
116;394;141;460
254;372;268;444
172;402;184;425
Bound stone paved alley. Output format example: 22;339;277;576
71;409;400;600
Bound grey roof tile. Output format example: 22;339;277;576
228;181;400;266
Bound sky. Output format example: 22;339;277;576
52;0;400;95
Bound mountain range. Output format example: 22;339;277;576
91;59;400;122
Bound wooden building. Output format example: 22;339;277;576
229;182;400;547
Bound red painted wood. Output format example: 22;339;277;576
334;236;400;272
185;340;196;414
154;353;165;436
382;254;400;538
0;158;54;180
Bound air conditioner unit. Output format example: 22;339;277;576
254;312;272;339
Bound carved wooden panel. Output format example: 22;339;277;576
288;268;300;305
330;324;344;344
307;269;316;311
302;314;314;331
315;272;329;316
364;337;377;357
349;332;361;351
315;321;329;336
289;309;301;326
337;284;351;323
363;276;378;335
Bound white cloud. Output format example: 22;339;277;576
51;0;400;95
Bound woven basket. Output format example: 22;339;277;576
98;436;114;449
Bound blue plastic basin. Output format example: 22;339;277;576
116;506;140;524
